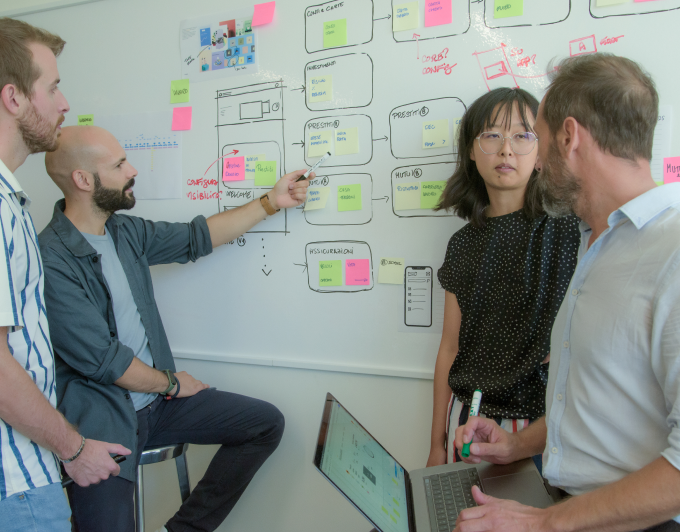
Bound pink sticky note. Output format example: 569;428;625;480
345;259;370;286
223;156;245;182
663;157;680;184
424;0;452;27
171;107;192;131
252;1;275;26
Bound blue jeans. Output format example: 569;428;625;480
0;482;71;532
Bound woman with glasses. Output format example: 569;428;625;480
426;88;580;470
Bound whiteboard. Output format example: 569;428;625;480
17;0;680;379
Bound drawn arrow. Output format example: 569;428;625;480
372;135;388;142
292;140;305;148
372;196;389;203
413;33;421;59
294;262;308;273
262;269;272;276
291;85;306;92
374;14;391;21
202;150;239;176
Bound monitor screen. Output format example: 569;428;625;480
314;394;410;532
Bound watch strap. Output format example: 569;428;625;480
160;369;176;395
259;193;279;216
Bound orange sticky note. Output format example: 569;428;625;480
252;1;275;26
171;107;192;131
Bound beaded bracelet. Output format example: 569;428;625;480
61;435;85;463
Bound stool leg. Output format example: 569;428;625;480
135;464;145;532
175;452;191;503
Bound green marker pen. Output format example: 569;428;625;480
461;389;483;458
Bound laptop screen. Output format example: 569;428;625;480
313;394;410;532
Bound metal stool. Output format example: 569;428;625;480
134;443;191;532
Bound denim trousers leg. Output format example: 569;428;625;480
0;482;72;532
144;388;285;532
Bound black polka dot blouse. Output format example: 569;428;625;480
437;210;580;419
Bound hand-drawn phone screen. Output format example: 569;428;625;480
404;266;433;327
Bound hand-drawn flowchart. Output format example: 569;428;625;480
188;0;676;329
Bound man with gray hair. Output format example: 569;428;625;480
453;53;680;531
0;17;130;532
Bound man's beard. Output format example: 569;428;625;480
92;173;136;215
17;101;63;154
537;140;581;217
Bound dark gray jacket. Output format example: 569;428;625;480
38;200;212;481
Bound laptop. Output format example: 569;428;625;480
313;393;553;532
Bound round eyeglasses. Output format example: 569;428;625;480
475;131;538;155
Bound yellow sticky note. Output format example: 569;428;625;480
393;2;419;32
394;183;421;211
245;153;266;177
308;130;333;157
170;79;190;104
423;120;450;149
379;258;405;284
304;188;330;211
335;128;359;156
309;75;333;103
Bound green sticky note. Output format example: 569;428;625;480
77;114;94;126
170;79;190;103
323;19;347;48
309;75;333;103
393;2;419;32
423;120;450;149
319;260;342;286
254;161;277;186
379;258;405;285
335;127;359;156
394;183;421;211
382;506;389;515
337;184;362;212
308;130;333;157
494;0;523;18
420;180;446;209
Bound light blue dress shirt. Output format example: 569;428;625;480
543;183;680;522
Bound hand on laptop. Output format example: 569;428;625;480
454;486;548;532
454;417;518;465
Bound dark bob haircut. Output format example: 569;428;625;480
435;87;543;228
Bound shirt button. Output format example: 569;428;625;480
571;289;579;296
92;256;99;263
551;447;558;454
557;394;563;401
563;341;569;348
110;331;115;337
125;394;130;400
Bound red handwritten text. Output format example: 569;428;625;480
600;35;624;46
186;190;223;201
516;54;536;68
187;178;219;189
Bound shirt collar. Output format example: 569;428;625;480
611;183;680;230
0;158;32;207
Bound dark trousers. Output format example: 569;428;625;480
66;388;285;532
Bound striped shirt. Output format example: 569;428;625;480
0;158;60;500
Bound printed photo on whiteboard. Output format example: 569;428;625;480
180;10;258;82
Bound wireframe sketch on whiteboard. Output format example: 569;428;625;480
97;112;182;200
180;10;258;82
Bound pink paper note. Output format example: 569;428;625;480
663;156;680;184
345;259;370;286
223;156;245;182
171;107;192;131
424;0;452;27
252;1;275;27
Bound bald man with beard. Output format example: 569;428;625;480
39;125;313;532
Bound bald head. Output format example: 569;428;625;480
45;125;122;194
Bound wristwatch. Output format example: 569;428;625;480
159;369;177;395
259;193;280;216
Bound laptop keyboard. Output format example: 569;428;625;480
423;468;483;532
